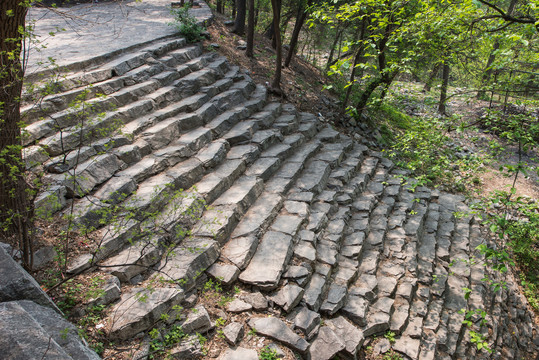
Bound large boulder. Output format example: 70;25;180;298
0;246;60;313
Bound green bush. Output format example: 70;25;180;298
169;5;205;43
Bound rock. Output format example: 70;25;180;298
239;231;294;290
108;287;184;340
374;338;391;355
207;263;240;286
342;295;368;326
241;291;268;310
270;284;304;312
210;43;220;49
226;299;253;313
393;336;420;359
266;343;285;358
288;306;320;336
0;246;60;313
248;317;309;353
223;322;244;345
87;275;121;307
236;45;247;50
218;347;258;360
0;300;100;360
32;245;56;270
325;316;364;357
181;305;213;334
170;335;203;358
308;327;345;360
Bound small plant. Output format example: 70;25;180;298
169;5;205;43
384;330;396;344
259;345;279;360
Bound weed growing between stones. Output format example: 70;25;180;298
260;345;280;360
169;5;205;43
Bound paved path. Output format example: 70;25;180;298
27;0;210;76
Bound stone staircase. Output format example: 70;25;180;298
22;31;537;360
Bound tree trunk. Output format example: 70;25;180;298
284;2;309;68
216;0;223;14
246;0;255;57
477;41;499;99
423;63;440;92
270;0;282;93
343;20;367;111
232;0;236;18
326;27;343;71
232;0;246;35
0;0;34;270
438;62;450;115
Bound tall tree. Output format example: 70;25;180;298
0;0;34;270
246;0;255;57
233;0;247;34
270;0;283;94
285;0;311;67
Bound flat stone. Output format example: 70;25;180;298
342;295;369;326
393;336;420;359
289;306;320;336
309;327;345;360
271;284;305;312
374;338;391;355
284;201;309;217
390;297;410;334
303;273;327;311
350;274;377;301
320;283;347;315
108;287;184;340
270;215;304;236
181;305;213;334
169;335;203;358
325;316;364;357
223;322;244;345
377;276;398;297
226;299;253;313
86;275;121;307
241;291;268;310
218;347;258;360
156;238;219;291
239;231;293;290
221;235;258;270
294;241;316;262
364;311;390;337
248;317;309;353
207;263;240;286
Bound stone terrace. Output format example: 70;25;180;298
21;1;538;359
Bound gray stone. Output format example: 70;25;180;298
241;291;268;310
325;316;364;357
271;284;305;312
364;311;390;337
320;283;347;315
239;231;293;290
374;338;391;355
350;274;377;300
342;295;369;326
303;273;327;311
32;245;56;270
0;300;100;360
86;275;121;307
226;299;253;313
390;297;410;334
294;241;316;262
270;214;304;236
284;200;309;217
248;317;309;353
207;263;240;286
169;335;203;358
393;336;420;359
221;235;258;269
289;306;320;336
0;246;60;312
156;238;219;291
218;347;258;360
223;322;244;345
266;343;285;358
108;287;184;340
181;305;213;334
308;327;345;360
